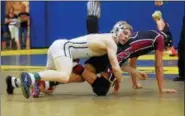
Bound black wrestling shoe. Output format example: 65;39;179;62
6;75;15;94
173;76;185;81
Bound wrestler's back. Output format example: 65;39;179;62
86;33;113;55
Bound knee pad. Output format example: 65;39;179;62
72;64;84;75
91;77;111;96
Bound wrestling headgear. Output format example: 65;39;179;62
111;21;133;38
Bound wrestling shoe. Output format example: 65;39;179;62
168;47;178;56
152;10;162;20
6;75;14;94
20;72;32;98
173;76;185;81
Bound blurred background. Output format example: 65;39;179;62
1;1;184;50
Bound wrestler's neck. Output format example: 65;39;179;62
112;36;119;44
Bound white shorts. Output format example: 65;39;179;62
8;25;19;41
46;39;68;69
46;38;95;69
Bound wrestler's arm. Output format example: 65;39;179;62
121;61;147;80
121;60;147;89
106;41;123;81
129;57;139;87
105;40;123;92
155;35;176;93
128;51;166;91
127;40;167;92
155;49;164;92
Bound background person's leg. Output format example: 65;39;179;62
24;28;28;49
21;28;28;49
26;27;30;49
8;25;15;49
19;27;23;49
87;16;98;34
14;26;20;49
174;16;185;81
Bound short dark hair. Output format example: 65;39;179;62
91;77;111;96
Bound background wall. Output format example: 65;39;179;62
5;1;29;14
4;1;184;48
1;1;6;24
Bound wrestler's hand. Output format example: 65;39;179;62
132;71;148;80
161;89;177;93
39;84;55;95
112;79;121;94
138;72;148;80
132;83;143;89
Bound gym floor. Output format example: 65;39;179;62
1;49;184;116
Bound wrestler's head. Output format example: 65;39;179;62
111;21;133;44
